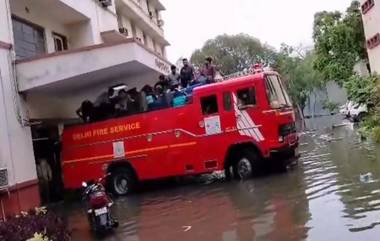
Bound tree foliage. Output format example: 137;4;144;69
190;34;324;113
313;1;368;85
276;44;324;113
344;75;380;106
190;34;277;75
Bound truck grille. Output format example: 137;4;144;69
279;123;296;137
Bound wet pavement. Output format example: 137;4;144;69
66;120;380;241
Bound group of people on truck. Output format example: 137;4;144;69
76;57;218;123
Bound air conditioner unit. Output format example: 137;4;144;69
99;0;112;7
119;27;129;36
157;19;164;27
0;168;8;189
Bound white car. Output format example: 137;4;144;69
349;103;367;122
339;101;367;122
339;101;355;116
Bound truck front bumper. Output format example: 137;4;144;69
269;143;300;165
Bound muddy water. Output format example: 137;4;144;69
67;123;380;241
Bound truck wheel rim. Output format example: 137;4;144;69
237;158;252;179
114;175;128;194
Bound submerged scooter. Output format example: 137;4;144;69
82;175;118;234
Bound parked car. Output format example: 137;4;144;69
349;103;368;122
340;101;367;122
339;101;354;117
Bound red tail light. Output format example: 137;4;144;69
89;192;109;209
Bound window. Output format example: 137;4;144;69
237;88;256;107
53;33;68;52
223;92;232;111
362;0;375;14
12;16;45;59
266;75;292;108
367;33;380;49
201;95;218;115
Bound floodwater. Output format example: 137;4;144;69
67;120;380;241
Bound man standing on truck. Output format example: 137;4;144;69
167;65;180;90
180;58;194;88
201;57;216;84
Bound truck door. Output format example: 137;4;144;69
194;93;225;172
233;85;265;143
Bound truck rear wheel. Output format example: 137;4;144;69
109;168;135;196
233;149;259;180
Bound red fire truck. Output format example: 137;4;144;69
62;68;298;195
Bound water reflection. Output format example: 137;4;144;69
67;122;380;241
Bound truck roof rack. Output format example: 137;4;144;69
223;64;268;81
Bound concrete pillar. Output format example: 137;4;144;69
0;0;40;218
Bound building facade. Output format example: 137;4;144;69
361;0;380;74
0;0;170;218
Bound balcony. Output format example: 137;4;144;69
115;0;169;46
11;0;91;25
16;38;171;93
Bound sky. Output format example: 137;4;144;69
160;0;352;62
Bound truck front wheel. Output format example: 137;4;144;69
233;150;258;180
109;168;136;196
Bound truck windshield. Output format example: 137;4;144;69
265;75;292;109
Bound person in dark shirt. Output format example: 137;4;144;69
201;56;216;84
155;74;170;91
115;89;129;116
180;58;194;88
76;100;94;123
94;87;116;119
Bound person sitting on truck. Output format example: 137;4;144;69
94;87;115;107
167;65;180;90
200;57;216;84
172;88;187;107
180;58;195;88
94;87;117;119
76;100;94;123
115;89;129;116
155;74;170;91
150;84;168;110
126;88;141;115
141;85;157;111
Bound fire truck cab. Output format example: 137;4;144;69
62;69;298;195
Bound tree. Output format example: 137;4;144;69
313;1;368;85
190;34;277;75
276;44;324;116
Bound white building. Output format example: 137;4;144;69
361;0;380;74
0;0;170;217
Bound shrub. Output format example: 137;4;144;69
372;126;380;142
27;233;51;241
344;75;380;106
0;208;70;241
